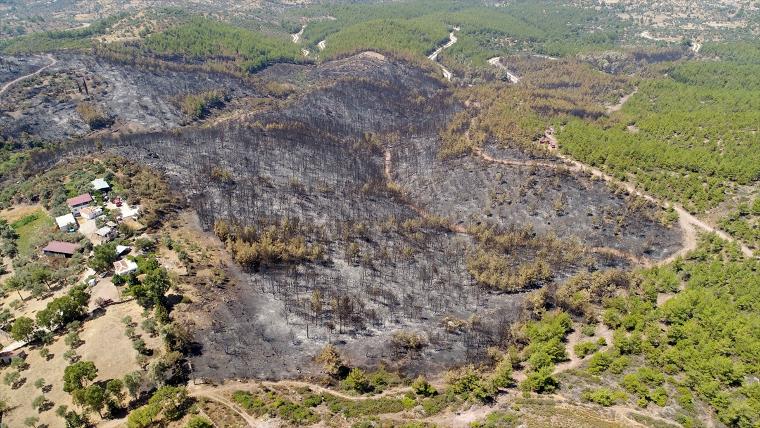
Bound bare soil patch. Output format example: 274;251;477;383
1;300;158;427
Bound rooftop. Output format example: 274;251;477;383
55;213;77;228
95;226;113;237
91;178;110;191
114;259;138;274
80;206;103;217
43;241;79;255
67;193;93;207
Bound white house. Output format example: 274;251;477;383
95;226;115;241
79;206;103;220
115;245;131;256
114;259;138;276
91;178;110;192
55;213;78;231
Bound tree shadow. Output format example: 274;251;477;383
11;376;27;390
164;293;184;310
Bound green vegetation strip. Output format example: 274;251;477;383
558;56;760;213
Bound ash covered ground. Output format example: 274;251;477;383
0;53;257;141
35;52;681;380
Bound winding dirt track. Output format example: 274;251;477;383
473;131;755;261
428;29;459;81
190;390;260;426
552;150;754;259
487;57;521;83
187;380;413;427
0;54;56;96
606;88;638;114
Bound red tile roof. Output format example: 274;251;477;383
67;193;93;207
43;241;79;255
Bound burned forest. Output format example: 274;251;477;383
5;2;760;426
27;51;681;381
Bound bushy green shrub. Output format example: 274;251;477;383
232;391;267;416
574;340;602;359
186;416;213;428
343;368;372;393
470;410;519;428
126;386;188;428
581;388;627;407
412;375;437;397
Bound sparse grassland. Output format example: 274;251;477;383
8;210;54;258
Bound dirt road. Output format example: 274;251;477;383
0;54;57;96
487;57;521;83
428;29;459;81
189;389;260;427
553;149;754;258
187;379;414;427
291;25;305;44
474;81;754;260
473;143;755;260
606;88;638;114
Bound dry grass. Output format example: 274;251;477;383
196;397;248;427
0;203;47;223
514;399;626;428
1;301;161;427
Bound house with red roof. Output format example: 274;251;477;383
42;241;80;258
67;193;93;215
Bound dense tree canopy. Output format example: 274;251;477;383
559;56;760;213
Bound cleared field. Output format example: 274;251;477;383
7;209;54;257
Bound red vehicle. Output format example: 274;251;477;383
114;197;123;207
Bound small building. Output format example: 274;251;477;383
95;226;115;241
0;349;27;365
79;206;103;220
67;193;93;215
113;259;138;276
91;178;110;192
55;213;78;232
43;241;79;258
115;245;131;257
122;204;141;219
106;221;118;228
